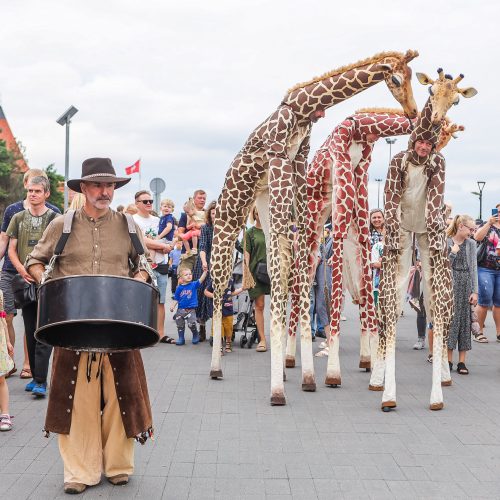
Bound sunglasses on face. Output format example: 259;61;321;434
138;200;154;205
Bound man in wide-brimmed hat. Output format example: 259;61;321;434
27;158;155;495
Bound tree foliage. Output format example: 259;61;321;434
0;137;25;219
45;163;64;212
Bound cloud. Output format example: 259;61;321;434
0;0;498;219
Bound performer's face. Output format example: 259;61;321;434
310;109;325;123
414;140;433;157
81;182;115;211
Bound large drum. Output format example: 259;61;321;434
35;275;159;352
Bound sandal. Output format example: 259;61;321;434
20;368;32;379
473;333;489;343
497;334;500;343
427;354;433;363
159;336;176;344
256;341;267;352
448;361;453;372
0;414;12;431
5;365;17;379
456;362;469;375
225;341;232;353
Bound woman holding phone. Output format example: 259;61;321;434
474;203;500;342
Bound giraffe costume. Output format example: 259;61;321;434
368;69;477;411
286;110;463;384
285;109;415;379
209;51;419;406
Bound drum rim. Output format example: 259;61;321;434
38;274;159;292
35;318;160;351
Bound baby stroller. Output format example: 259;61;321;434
232;245;259;348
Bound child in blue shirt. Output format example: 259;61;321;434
170;267;208;345
168;240;182;297
157;199;176;243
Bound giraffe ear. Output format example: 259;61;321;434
416;72;433;86
459;87;478;98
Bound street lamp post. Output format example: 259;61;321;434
385;137;397;165
375;178;383;208
56;106;79;211
477;181;486;221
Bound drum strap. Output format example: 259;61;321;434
41;210;157;285
124;213;147;255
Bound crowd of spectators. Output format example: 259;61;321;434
0;168;498;432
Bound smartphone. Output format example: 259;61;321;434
493;208;499;217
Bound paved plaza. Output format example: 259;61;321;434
2;299;500;499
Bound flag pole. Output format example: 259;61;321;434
139;157;141;189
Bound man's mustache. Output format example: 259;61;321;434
97;197;111;201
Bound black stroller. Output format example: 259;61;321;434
232;242;259;348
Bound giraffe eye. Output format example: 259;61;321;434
428;87;434;96
453;96;460;106
391;75;402;87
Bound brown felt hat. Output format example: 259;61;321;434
67;158;131;193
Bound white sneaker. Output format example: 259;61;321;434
413;338;425;350
318;341;328;349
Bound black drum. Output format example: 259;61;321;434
35;275;159;352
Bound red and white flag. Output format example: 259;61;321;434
125;159;140;175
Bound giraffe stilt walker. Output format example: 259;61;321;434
285;109;416;380
209;51;419;405
368;69;477;411
285;113;464;376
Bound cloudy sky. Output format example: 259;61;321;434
0;0;497;219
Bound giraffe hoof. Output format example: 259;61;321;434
441;379;452;387
325;376;341;387
285;356;295;368
381;401;396;412
302;383;316;392
369;384;384;391
270;394;286;406
359;360;371;370
430;402;444;411
209;369;223;380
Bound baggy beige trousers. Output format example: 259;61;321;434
396;229;433;322
58;353;134;485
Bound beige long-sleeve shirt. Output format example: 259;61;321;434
26;208;151;277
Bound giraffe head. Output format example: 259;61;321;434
436;117;465;152
416;69;477;125
282;50;419;122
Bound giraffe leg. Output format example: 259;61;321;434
269;232;292;405
428;246;454;408
209;154;257;380
370;249;399;392
285;274;299;368
325;239;343;386
295;226;316;391
379;231;413;408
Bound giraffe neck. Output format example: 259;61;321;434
284;61;390;118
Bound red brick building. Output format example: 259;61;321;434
0;104;29;172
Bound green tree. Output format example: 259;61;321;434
45;164;64;212
0;137;25;219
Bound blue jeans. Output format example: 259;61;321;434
478;266;500;307
154;269;168;304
